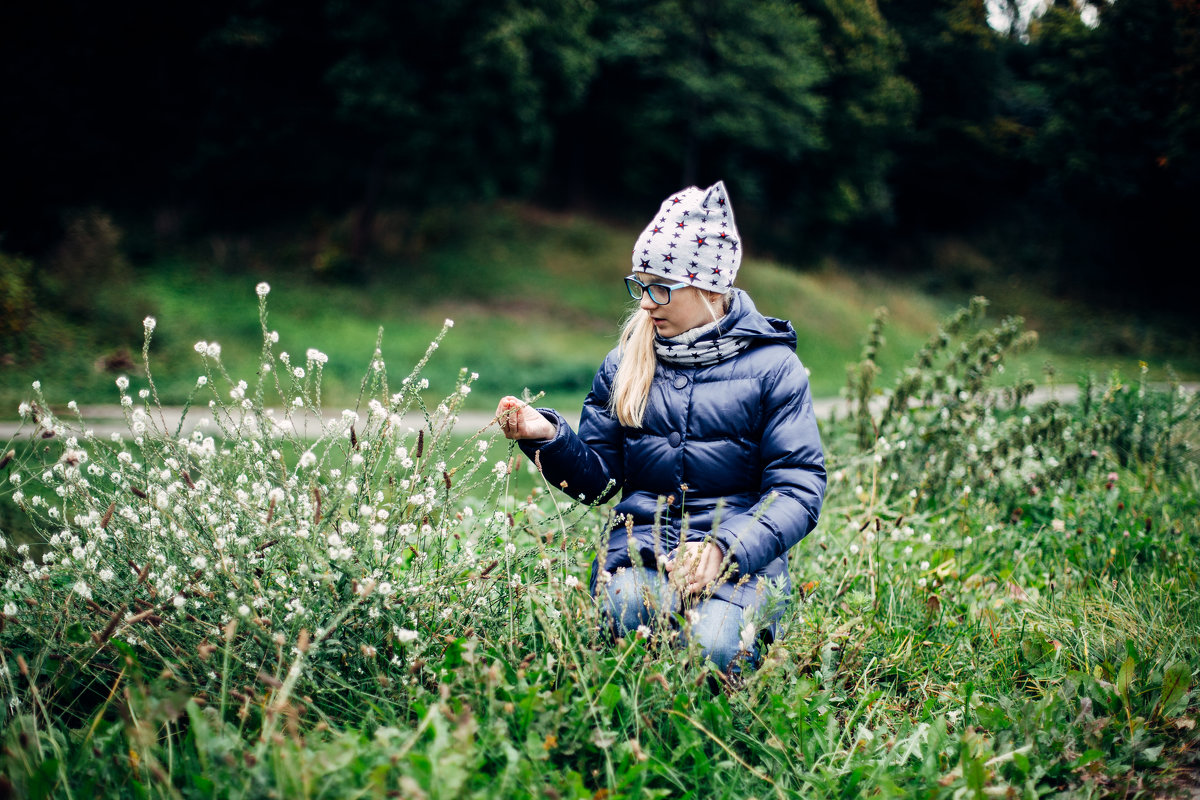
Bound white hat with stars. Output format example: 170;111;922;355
630;180;742;292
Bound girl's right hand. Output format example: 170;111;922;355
495;396;557;441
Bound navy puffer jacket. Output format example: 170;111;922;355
519;290;826;612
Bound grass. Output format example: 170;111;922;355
3;203;1195;419
1;290;1197;798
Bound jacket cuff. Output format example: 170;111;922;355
516;408;568;457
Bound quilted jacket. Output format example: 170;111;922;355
519;289;826;612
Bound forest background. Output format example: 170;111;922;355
2;0;1199;405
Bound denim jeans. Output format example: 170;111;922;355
599;566;760;673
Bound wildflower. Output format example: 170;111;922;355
305;348;328;364
299;451;316;469
1051;519;1065;533
849;544;859;555
394;628;419;644
739;622;757;653
116;376;130;391
143;316;156;332
206;342;221;358
493;460;509;480
444;318;454;328
2;602;16;617
71;580;93;600
564;575;580;590
256;282;270;297
197;376;208;386
293;367;305;379
636;624;651;640
504;542;516;556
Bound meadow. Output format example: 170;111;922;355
1;273;1197;799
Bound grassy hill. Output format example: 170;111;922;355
2;204;1196;417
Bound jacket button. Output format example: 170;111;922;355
667;431;682;447
673;375;688;390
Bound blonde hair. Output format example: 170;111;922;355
609;288;730;428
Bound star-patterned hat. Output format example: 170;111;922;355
631;180;741;293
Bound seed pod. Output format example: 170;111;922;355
0;449;14;470
131;486;147;499
350;424;358;450
101;502;116;529
416;429;424;459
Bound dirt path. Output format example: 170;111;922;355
0;385;1111;441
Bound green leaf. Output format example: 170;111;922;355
1157;662;1191;715
1074;749;1104;768
1116;656;1135;699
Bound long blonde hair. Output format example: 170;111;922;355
609;288;730;428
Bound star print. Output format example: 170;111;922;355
640;259;651;269
673;232;681;239
651;226;662;236
694;236;707;247
682;210;690;216
686;270;699;280
718;197;726;206
676;221;686;229
718;231;728;238
662;253;675;263
671;197;682;204
668;242;677;249
689;261;698;268
642;249;649;255
730;242;738;251
711;266;722;275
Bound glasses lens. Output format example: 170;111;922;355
646;283;671;304
624;277;643;300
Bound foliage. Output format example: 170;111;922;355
2;289;1198;797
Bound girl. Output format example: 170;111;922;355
496;181;825;673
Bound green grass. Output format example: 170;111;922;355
4;204;1195;420
1;292;1197;798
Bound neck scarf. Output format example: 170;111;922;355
654;318;751;368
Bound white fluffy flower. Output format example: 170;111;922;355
256;282;271;297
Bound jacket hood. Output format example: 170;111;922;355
719;289;797;348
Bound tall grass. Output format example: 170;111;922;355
1;286;1197;799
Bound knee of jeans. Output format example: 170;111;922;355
601;569;652;633
687;606;758;673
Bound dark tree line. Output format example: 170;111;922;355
2;0;1197;307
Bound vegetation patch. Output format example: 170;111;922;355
1;287;1197;798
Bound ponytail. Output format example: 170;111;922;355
610;310;656;428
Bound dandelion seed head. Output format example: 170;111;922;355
143;316;157;332
256;282;270;297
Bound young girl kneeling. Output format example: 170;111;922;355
497;181;826;674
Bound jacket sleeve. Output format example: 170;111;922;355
517;356;624;505
709;355;826;576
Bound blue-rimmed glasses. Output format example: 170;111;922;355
624;275;689;305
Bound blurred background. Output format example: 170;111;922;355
1;0;1197;413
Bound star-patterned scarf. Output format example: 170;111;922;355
653;318;751;368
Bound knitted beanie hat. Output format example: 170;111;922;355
630;180;741;293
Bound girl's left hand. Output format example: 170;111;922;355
666;542;724;597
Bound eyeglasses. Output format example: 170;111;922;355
624;275;689;305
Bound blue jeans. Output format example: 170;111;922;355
599;566;760;673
